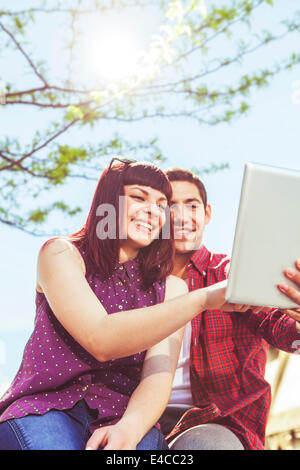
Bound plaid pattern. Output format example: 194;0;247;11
166;245;300;450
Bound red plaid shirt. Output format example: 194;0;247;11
166;245;300;450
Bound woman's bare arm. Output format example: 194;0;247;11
85;277;186;450
37;238;227;362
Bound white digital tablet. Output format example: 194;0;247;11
226;162;300;309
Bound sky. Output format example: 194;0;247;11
1;0;300;410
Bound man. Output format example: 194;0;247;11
160;167;300;450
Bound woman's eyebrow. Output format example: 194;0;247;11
129;186;167;202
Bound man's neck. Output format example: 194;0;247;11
173;251;195;279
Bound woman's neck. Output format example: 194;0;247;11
119;245;140;263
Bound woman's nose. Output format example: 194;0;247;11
140;202;161;220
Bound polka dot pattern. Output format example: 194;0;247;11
0;250;166;432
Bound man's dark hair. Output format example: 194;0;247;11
164;167;207;208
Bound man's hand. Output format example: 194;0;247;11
85;423;137;450
278;260;300;306
277;260;300;330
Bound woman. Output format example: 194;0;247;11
0;158;231;450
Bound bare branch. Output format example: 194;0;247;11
5;86;95;98
0;216;57;237
2;118;79;171
0;2;151;17
4;99;93;109
0;21;48;86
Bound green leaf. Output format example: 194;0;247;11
28;209;48;223
14;17;24;34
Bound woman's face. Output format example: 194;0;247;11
120;184;168;249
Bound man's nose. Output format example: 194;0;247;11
172;205;191;226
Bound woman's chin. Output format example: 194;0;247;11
126;232;159;249
131;237;155;248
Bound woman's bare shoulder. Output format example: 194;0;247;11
165;274;188;300
39;237;74;255
36;238;86;292
39;238;84;262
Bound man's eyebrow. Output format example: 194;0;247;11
129;186;168;202
171;197;203;204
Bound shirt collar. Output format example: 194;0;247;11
187;245;212;276
114;254;140;279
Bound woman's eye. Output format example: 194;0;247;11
131;195;144;201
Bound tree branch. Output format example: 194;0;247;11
0;21;48;86
2;118;79;171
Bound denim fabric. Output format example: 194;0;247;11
0;400;168;450
169;423;244;450
0;253;166;431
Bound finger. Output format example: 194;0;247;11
221;303;249;313
251;306;271;314
221;303;240;312
284;265;300;288
252;307;261;313
241;305;251;312
86;428;108;450
103;435;133;451
278;283;300;306
234;305;251;312
233;304;244;310
104;441;133;451
282;309;300;323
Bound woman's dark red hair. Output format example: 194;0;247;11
48;159;174;289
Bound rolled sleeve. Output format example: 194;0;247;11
247;309;300;353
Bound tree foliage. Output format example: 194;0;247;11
1;0;300;234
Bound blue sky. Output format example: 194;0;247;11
1;0;300;397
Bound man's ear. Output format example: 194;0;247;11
204;203;212;225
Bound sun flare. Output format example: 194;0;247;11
89;26;142;82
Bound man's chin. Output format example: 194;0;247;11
174;239;201;254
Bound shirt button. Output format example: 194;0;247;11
118;305;123;310
82;386;88;392
119;266;124;270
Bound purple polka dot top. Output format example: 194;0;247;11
0;247;166;432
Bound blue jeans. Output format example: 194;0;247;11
169;424;244;450
0;400;168;450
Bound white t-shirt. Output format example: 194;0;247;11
168;321;193;406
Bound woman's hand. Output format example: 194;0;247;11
202;280;251;312
202;280;272;314
85;422;138;450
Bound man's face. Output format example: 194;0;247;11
170;180;211;254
